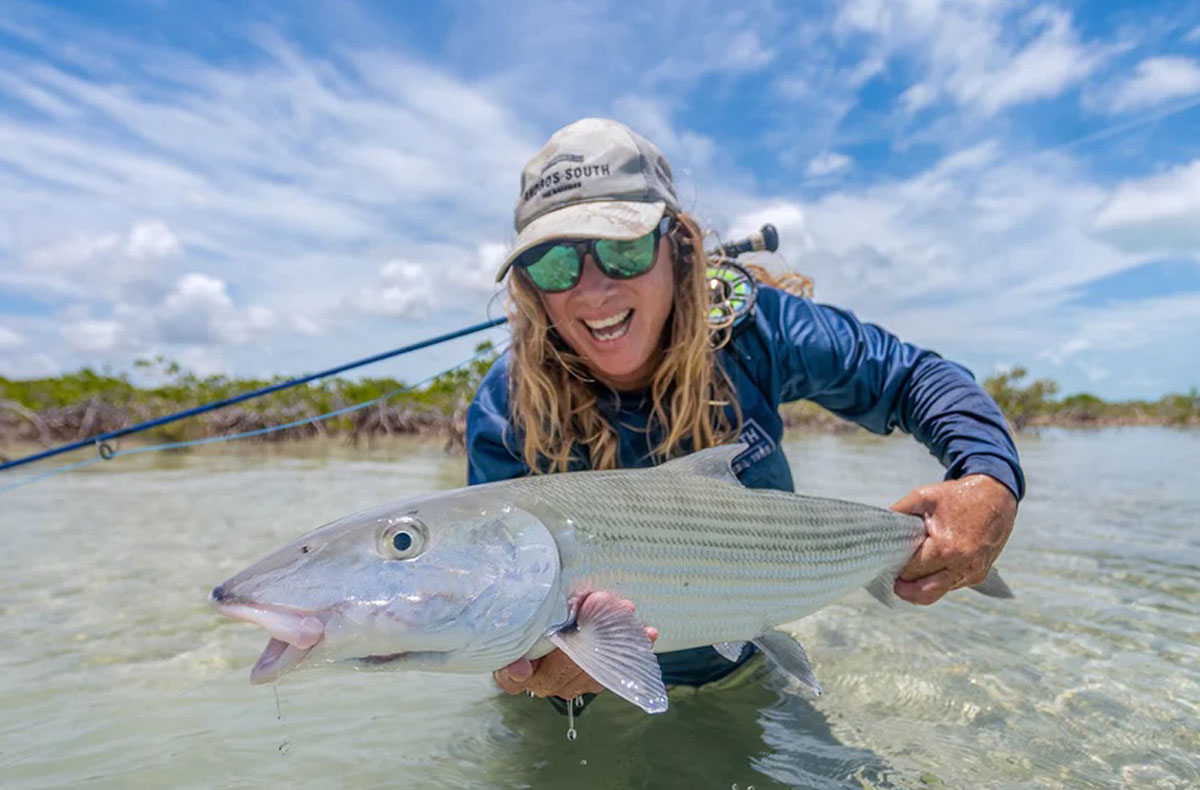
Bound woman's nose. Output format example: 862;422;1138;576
573;254;615;302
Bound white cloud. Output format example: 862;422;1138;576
1104;56;1200;114
726;141;1134;383
0;327;24;350
1092;160;1200;254
837;0;1102;115
806;151;853;177
125;219;181;262
64;319;123;352
288;313;325;337
451;242;508;294
1038;337;1091;365
156;273;276;345
1187;26;1200;43
353;261;433;318
24;231;121;271
610;95;717;173
713;30;775;73
900;82;938;114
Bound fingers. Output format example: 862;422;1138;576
525;649;603;697
895;568;957;605
493;657;536;694
897;530;943;581
494;597;660;700
890;486;931;517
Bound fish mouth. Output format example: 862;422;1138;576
210;597;328;685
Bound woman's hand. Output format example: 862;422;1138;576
890;474;1017;605
493;593;659;700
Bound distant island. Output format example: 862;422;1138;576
1;348;1196;462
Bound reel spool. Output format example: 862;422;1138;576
706;260;758;333
705;222;774;334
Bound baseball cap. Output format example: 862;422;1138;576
495;118;681;283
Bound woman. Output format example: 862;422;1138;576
467;118;1022;706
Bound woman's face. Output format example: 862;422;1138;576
539;235;674;391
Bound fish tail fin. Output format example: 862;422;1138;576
865;572;901;608
970;568;1015;599
866;567;1015;606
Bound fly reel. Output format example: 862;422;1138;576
706;261;757;333
705;223;776;336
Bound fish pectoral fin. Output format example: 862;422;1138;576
547;591;668;714
752;631;823;696
713;641;748;662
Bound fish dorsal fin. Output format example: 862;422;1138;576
654;443;747;484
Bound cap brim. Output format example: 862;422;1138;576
495;200;666;282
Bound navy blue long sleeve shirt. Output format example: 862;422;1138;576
466;285;1024;685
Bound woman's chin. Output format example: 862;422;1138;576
586;349;658;390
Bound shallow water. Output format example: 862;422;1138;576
1;429;1197;789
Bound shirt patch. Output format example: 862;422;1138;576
732;418;776;474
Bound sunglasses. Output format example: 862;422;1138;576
516;216;672;293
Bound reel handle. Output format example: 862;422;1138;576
717;224;779;259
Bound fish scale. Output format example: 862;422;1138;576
212;443;1010;709
499;458;926;653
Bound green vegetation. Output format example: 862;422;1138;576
0;343;499;449
983;367;1199;430
1;350;1196;457
781;366;1198;434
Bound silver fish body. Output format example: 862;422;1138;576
210;445;1006;710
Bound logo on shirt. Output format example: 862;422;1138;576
732;418;775;474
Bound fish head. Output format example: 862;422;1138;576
210;489;561;684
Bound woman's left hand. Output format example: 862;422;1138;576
890;474;1017;605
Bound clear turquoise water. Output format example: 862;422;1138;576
1;429;1197;789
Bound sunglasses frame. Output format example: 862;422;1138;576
516;215;674;293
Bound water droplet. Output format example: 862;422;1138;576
732;784;739;790
278;739;291;755
580;759;588;766
566;727;577;741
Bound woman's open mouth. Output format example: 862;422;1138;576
582;309;633;342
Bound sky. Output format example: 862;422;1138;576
1;0;1199;400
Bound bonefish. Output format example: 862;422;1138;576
209;444;1011;712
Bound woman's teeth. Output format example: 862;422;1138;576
583;309;633;341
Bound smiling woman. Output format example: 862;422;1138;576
466;117;1025;710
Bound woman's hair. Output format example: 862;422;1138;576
505;211;741;473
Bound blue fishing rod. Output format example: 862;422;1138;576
0;316;508;472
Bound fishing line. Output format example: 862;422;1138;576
273;686;291;756
0;344;504;497
0;316;509;473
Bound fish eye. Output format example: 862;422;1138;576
378;516;427;561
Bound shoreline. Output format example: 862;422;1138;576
2;404;1194;466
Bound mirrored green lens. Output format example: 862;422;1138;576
523;245;581;291
594;232;656;278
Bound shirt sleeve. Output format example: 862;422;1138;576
465;354;530;485
761;288;1025;500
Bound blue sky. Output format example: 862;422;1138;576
1;0;1198;399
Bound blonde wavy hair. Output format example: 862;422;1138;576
504;212;814;473
505;211;741;473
